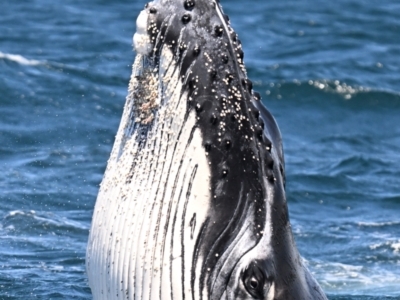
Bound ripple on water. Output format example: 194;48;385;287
1;210;89;235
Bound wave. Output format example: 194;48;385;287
0;51;127;90
0;51;72;73
326;155;391;177
358;221;400;228
310;260;400;297
1;210;89;234
255;78;400;108
0;51;44;66
306;79;372;99
368;240;400;254
392;242;400;253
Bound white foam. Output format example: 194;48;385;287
391;242;400;253
358;221;400;227
310;259;400;296
7;210;37;218
373;240;400;253
49;265;64;272
369;242;383;250
0;51;42;66
6;225;15;230
8;210;26;217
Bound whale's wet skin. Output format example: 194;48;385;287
86;0;328;299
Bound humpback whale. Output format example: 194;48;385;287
86;0;328;299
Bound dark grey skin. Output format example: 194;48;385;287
92;0;328;299
142;1;329;298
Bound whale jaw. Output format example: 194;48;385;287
87;45;213;299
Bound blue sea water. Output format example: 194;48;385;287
1;0;399;299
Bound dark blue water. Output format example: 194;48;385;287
1;0;399;299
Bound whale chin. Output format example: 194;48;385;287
86;1;328;299
87;47;212;299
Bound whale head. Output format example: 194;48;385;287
86;0;327;299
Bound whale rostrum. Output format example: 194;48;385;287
86;0;328;299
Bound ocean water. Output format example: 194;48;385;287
1;0;399;299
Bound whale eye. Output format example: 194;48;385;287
250;277;258;289
242;262;265;298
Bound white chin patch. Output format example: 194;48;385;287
133;10;152;55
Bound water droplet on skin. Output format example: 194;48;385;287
226;73;233;83
224;139;232;150
195;103;202;112
266;171;275;183
193;45;200;56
